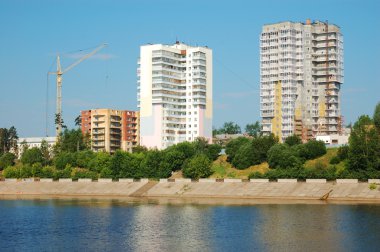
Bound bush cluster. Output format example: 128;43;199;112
249;167;380;181
2;137;221;180
226;134;326;171
226;135;278;169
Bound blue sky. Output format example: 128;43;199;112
0;0;379;137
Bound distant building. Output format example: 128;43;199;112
316;134;349;146
138;42;213;149
81;109;139;153
260;19;344;142
213;133;248;146
15;137;56;158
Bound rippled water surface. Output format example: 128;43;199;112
0;199;379;251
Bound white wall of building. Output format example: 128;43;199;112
15;137;56;158
138;43;212;149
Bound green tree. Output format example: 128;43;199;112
139;150;167;178
225;137;251;162
284;134;302;146
205;144;222;160
193;137;221;160
348;115;380;171
374;102;380;131
74;115;82;127
232;142;253;169
212;127;222;137
162;150;186;171
0;152;16;170
169;141;196;159
54;152;76;170
220;121;241;134
109;150;128;179
297;140;326;160
337;145;349;160
0;126;18;154
75;150;95;168
21;147;44;165
245;121;261;137
132;145;148;153
267;144;302;169
54;128;89;154
250;134;278;164
40;139;51;165
182;154;212;179
88;152;112;173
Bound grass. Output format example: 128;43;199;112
303;148;346;172
211;155;269;179
211;148;346;179
304;148;337;169
369;183;377;190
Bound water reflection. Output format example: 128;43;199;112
0;199;379;251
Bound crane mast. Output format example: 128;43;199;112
48;43;107;136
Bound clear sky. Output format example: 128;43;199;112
0;0;379;137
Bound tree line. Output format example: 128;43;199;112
248;102;380;180
1;102;379;180
213;121;261;137
1;128;221;180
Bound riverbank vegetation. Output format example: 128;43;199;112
1;102;379;180
0;132;221;180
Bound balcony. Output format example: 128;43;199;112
93;130;105;135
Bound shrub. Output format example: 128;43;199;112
99;167;113;178
40;166;55;178
183;154;212;179
88;152;111;173
0;152;16;170
204;144;222;161
285;135;302;146
53;165;72;179
132;145;148;153
31;163;43;177
71;168;98;180
267;144;302;169
369;183;377;190
21;147;44;165
54;152;76;170
330;156;340;165
302;140;327;160
3;166;20;178
75;150;95;168
337;145;349;160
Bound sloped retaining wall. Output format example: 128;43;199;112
0;179;379;201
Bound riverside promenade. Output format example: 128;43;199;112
1;178;380;202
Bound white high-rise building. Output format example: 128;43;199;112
260;20;344;142
138;42;213;149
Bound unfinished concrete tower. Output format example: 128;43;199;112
260;20;344;142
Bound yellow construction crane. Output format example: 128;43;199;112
48;43;107;136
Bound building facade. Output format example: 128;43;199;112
81;109;139;153
15;137;56;158
260;20;344;142
138;42;213;149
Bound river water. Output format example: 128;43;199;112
0;199;379;251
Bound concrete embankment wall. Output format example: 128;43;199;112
0;180;149;196
0;179;380;201
147;180;380;200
